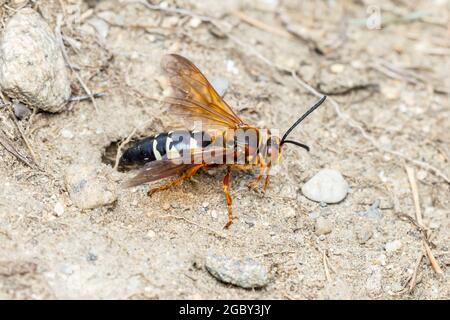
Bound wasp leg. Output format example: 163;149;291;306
223;166;233;229
262;165;272;194
247;171;263;190
147;165;203;197
247;159;266;190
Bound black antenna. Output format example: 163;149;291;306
281;140;310;152
280;96;326;147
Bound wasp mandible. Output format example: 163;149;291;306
120;54;326;228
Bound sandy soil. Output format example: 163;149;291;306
0;0;449;299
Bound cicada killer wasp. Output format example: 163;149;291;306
119;54;326;228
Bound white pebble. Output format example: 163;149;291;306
330;63;345;74
226;60;239;75
385;240;402;252
61;129;74;139
189;17;202;28
301;169;349;203
146;230;156;239
53;201;65;217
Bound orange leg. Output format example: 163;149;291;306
222;166;233;229
147;165;203;197
262;165;272;194
248;155;267;190
247;165;265;190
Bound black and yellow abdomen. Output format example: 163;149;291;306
119;130;212;167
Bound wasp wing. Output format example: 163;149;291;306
122;161;193;188
162;54;245;129
122;146;235;188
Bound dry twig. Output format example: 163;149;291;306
0;128;35;168
252;250;296;258
407;252;424;293
55;15;99;113
405;166;424;227
405;165;443;275
5;107;38;166
114;128;137;170
322;250;332;282
69;92;106;102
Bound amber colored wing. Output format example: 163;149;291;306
122;161;194;188
162;54;245;129
122;146;234;188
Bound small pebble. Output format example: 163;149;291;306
65;164;117;210
61;128;74;139
381;84;401;100
87;252;98;262
330;63;345;74
205;253;269;289
162;202;171;211
226;60;239;75
376;254;387;266
60;265;74;275
244;217;256;228
53;201;65;217
146;230;156;239
385;240;402;252
210;210;218;219
189;17;202;28
315;216;332;236
301;169;349;204
13;102;31;120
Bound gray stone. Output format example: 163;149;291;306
0;8;71;112
301;169;349;204
65;164;117;209
205;253;269;289
13;102;31;120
